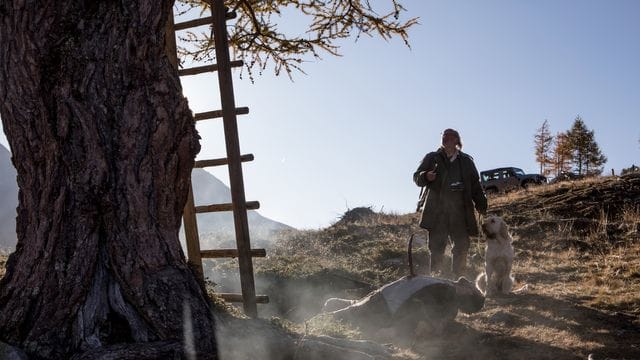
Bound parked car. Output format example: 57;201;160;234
549;171;583;184
480;167;546;194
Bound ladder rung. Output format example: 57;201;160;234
195;201;260;213
178;60;243;76
174;12;237;31
218;293;269;304
200;248;266;258
174;17;213;31
194;154;253;168
194;107;249;121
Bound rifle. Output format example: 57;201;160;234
416;186;426;212
416;163;437;212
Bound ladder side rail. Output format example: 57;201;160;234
183;185;204;279
166;10;204;279
211;0;258;318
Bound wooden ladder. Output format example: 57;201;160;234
166;0;267;318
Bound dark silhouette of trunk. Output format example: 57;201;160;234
0;1;216;359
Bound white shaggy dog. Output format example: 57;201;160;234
476;215;515;296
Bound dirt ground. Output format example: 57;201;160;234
2;175;639;359
406;175;640;360
267;175;640;360
353;244;640;360
411;298;639;359
411;262;640;359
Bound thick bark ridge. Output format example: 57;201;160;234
0;1;215;358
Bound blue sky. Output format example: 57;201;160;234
192;0;639;229
1;1;639;229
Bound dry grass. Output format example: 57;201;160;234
621;203;640;233
489;175;612;207
1;177;639;359
252;176;640;359
439;222;638;358
0;255;5;278
260;208;421;286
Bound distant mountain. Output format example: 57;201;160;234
0;144;293;252
189;168;294;249
0;145;18;251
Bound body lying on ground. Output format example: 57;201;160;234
323;276;485;338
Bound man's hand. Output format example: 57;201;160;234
426;169;436;182
425;163;438;182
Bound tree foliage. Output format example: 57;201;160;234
585;139;607;176
551;131;573;177
566;116;607;176
534;119;554;175
175;0;418;78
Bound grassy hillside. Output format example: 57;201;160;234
0;255;5;279
247;173;640;359
2;174;639;359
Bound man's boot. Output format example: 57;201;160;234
452;254;467;279
430;252;444;277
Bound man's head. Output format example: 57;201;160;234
441;128;462;150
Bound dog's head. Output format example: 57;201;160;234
482;215;510;241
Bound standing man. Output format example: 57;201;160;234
413;128;487;278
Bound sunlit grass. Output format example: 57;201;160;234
0;254;6;279
302;314;363;339
257;207;422;286
1;175;638;359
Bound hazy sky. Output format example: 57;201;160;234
1;1;639;229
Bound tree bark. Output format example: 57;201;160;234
0;1;216;358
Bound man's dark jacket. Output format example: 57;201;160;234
413;148;487;236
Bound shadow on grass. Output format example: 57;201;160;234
461;292;640;360
411;320;581;360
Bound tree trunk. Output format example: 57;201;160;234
0;1;216;359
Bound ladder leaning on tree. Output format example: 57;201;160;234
165;0;268;318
